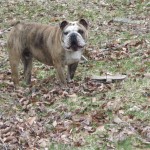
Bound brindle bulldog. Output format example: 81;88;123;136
7;19;88;86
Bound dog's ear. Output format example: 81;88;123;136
60;21;68;30
79;19;88;29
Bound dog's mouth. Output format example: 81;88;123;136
66;45;84;51
66;41;85;51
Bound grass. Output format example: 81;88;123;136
0;0;150;149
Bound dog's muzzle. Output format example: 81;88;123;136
70;33;78;51
66;33;84;51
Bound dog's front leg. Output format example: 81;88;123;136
54;63;67;85
67;62;78;82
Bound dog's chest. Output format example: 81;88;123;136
65;50;82;65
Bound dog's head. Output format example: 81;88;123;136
60;19;88;51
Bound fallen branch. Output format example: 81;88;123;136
111;17;145;24
91;75;127;83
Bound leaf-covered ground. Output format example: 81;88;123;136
0;0;150;149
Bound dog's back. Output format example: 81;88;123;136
8;22;61;64
8;22;55;53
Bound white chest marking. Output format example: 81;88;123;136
65;50;82;65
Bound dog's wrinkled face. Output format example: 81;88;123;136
60;19;88;51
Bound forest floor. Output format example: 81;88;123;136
0;0;150;149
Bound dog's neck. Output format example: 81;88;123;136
64;49;83;65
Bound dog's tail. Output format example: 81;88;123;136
1;21;20;36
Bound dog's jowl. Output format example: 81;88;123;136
7;19;88;86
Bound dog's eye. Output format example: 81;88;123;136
78;29;84;34
63;31;69;35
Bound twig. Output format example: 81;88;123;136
81;55;88;62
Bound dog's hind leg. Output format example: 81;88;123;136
8;49;20;86
21;49;33;84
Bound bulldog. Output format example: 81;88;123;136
7;19;88;86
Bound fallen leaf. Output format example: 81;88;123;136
52;120;57;127
144;73;150;78
113;116;123;124
26;116;36;126
38;138;49;148
96;125;106;132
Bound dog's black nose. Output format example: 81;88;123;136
70;33;78;51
